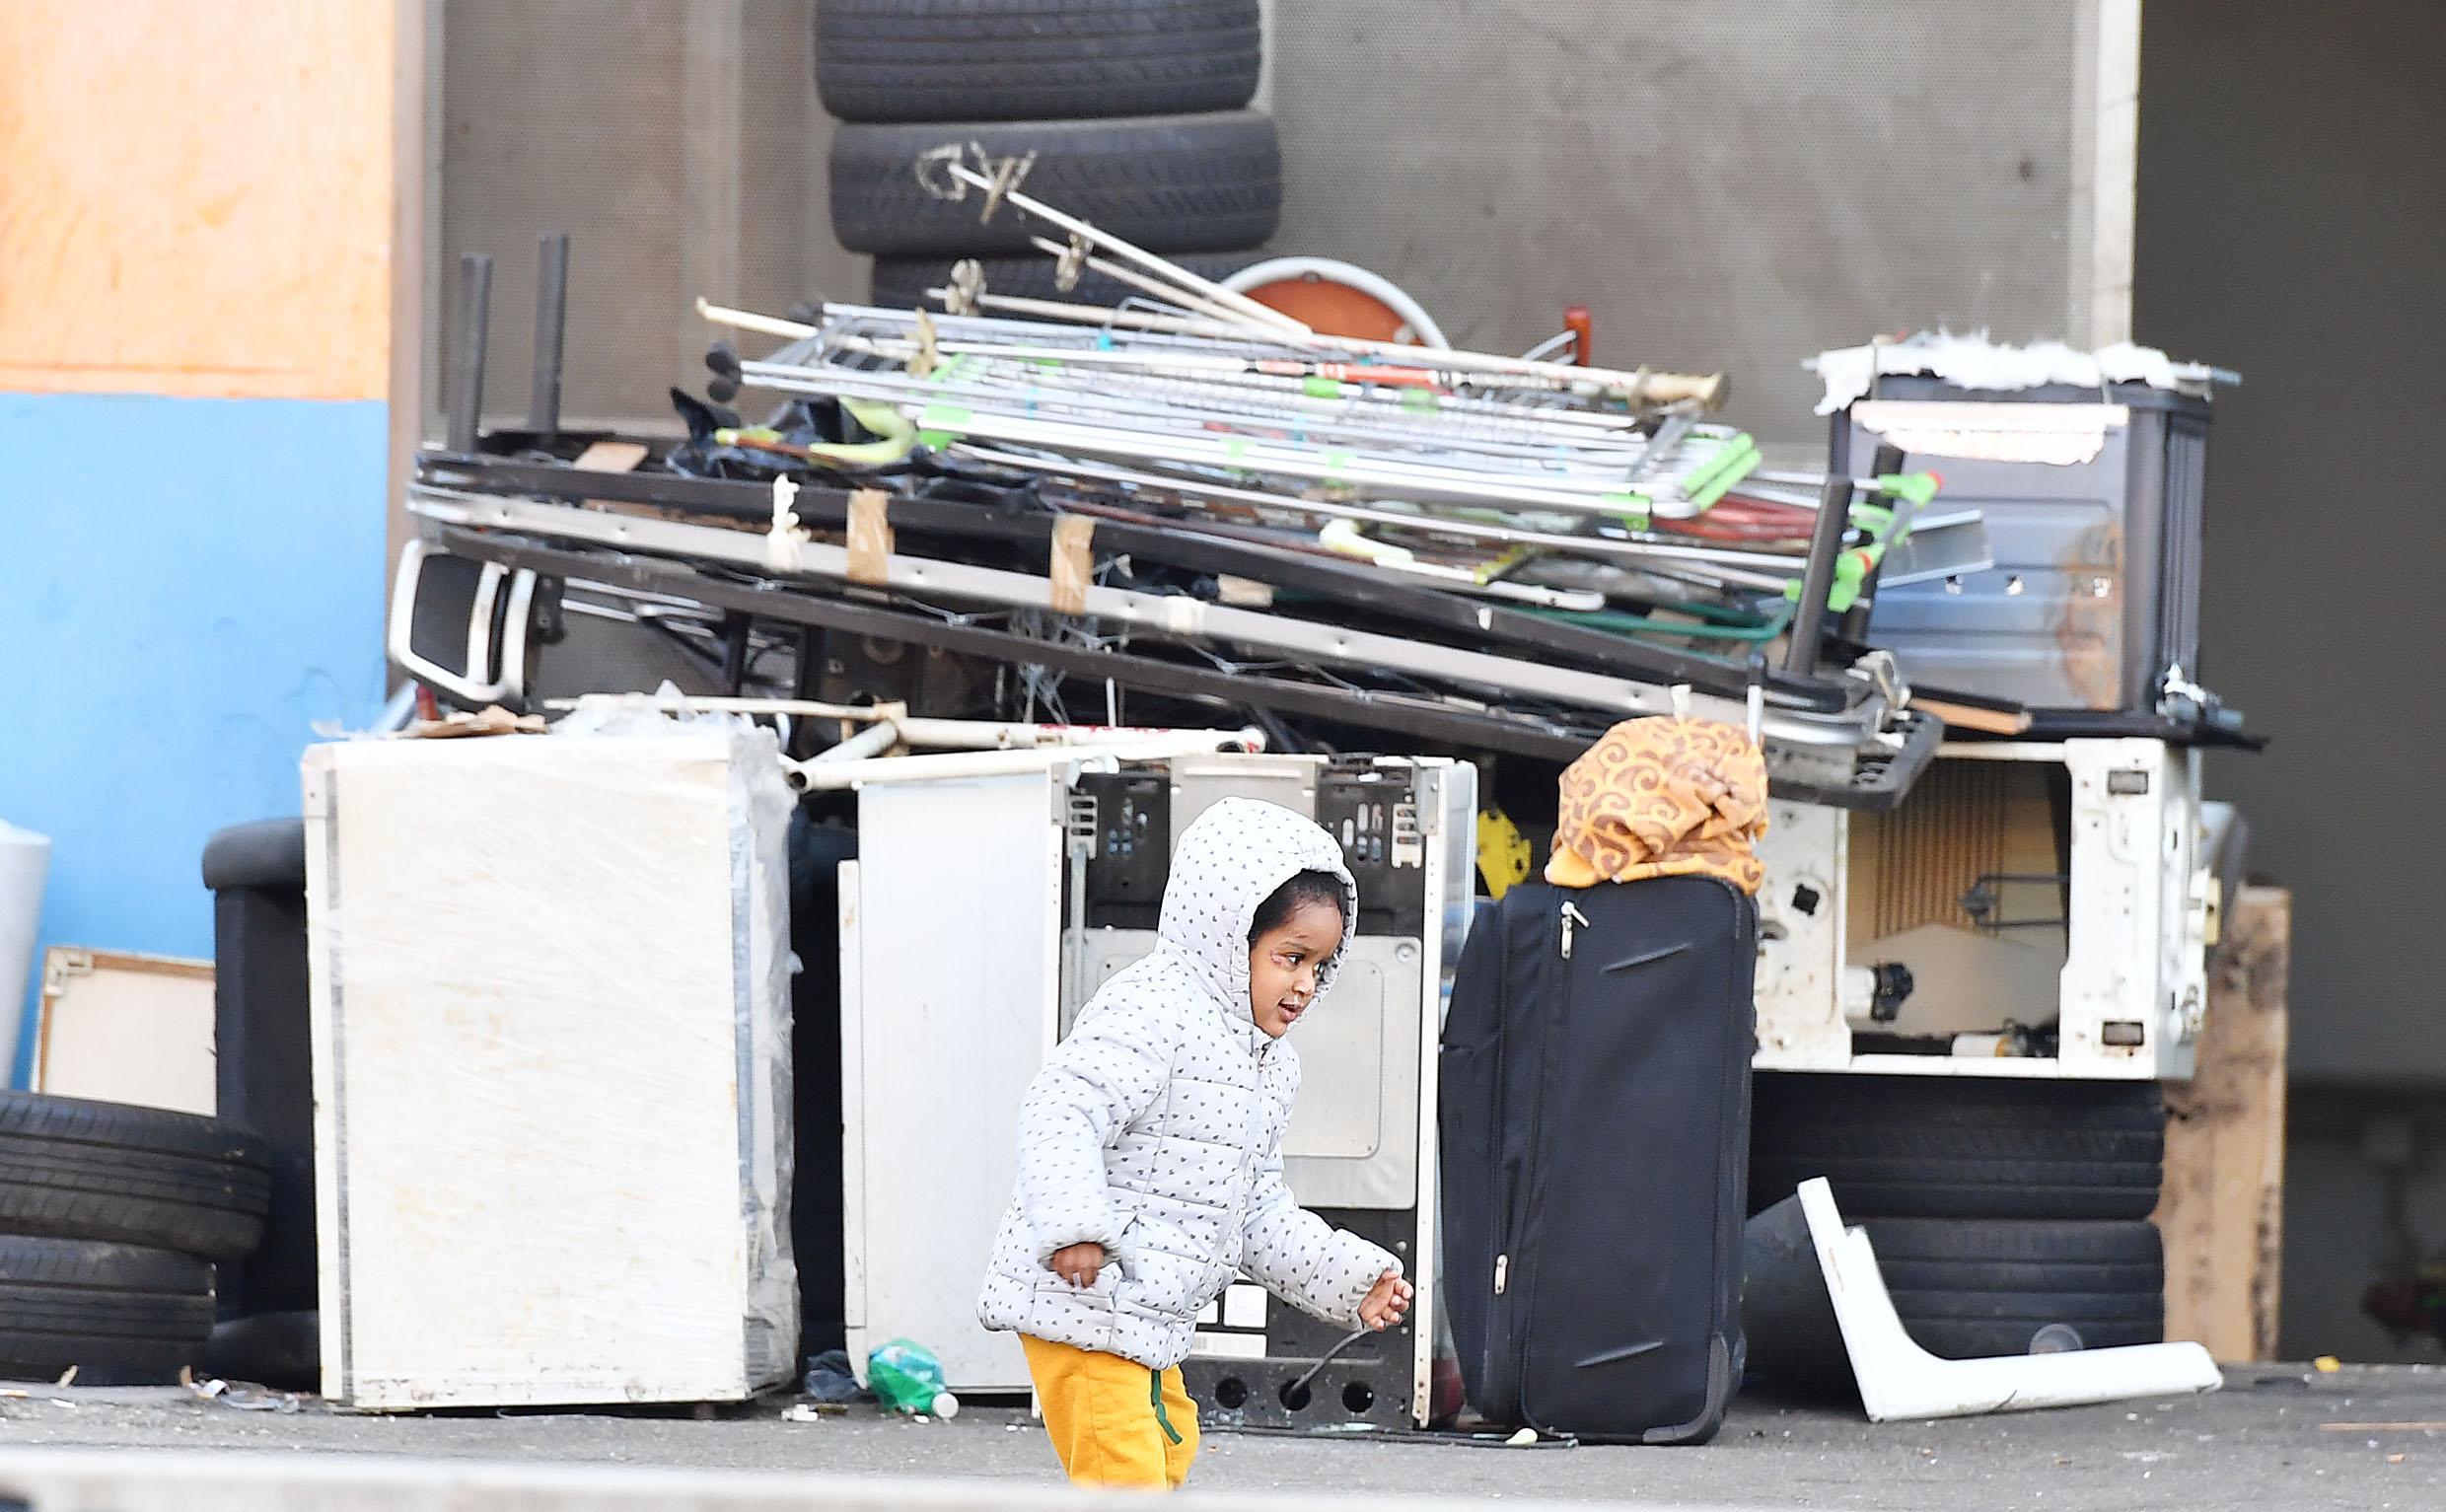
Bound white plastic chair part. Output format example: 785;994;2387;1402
1219;256;1453;351
387;540;536;708
1794;1178;2223;1422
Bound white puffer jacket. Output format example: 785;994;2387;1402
976;798;1401;1370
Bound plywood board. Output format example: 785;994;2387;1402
2156;887;2289;1362
0;0;396;399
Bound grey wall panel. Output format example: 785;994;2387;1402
2135;0;2446;1089
1265;1;2097;442
439;0;864;430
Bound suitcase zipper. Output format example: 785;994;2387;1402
1498;897;1581;1420
1559;900;1590;959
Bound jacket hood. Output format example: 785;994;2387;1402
1156;798;1357;1025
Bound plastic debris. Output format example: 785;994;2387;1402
868;1339;960;1419
186;1378;303;1413
2316;1356;2344;1373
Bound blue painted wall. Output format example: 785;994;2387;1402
0;391;390;1081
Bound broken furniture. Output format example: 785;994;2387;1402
303;720;797;1410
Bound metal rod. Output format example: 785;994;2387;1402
446;252;493;455
936;159;1306;335
808;719;901;764
1783;474;1854;676
530;232;570;435
782;734;1255;792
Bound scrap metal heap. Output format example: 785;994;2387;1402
409;169;1977;808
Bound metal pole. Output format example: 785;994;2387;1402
530;232;570;435
446;252;493;455
1783;474;1854;676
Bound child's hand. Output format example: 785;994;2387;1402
1047;1242;1105;1289
1359;1269;1412;1331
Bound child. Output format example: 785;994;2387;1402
978;797;1413;1490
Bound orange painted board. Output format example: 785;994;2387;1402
0;0;396;400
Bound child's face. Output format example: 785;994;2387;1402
1249;899;1345;1039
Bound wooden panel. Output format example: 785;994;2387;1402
0;0;396;399
2156;887;2290;1362
35;948;215;1116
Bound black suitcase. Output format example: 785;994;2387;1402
1440;876;1758;1444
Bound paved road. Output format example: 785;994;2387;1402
0;1365;2439;1510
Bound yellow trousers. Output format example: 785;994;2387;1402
1022;1334;1200;1491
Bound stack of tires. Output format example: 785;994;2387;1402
1748;1074;2168;1359
0;1092;268;1384
816;0;1277;309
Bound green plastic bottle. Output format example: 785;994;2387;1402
867;1339;960;1419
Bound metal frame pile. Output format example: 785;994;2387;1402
408;159;1964;809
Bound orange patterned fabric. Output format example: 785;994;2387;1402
1545;717;1769;895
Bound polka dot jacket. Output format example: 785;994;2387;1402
976;797;1401;1369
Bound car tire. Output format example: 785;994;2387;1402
0;1236;215;1386
1748;1073;2165;1222
815;0;1261;125
1867;1217;2166;1359
829;111;1279;257
0;1093;270;1261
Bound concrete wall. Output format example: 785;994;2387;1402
0;2;401;1077
2134;0;2446;1359
1266;0;2132;442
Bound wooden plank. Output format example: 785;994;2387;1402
2156;886;2290;1362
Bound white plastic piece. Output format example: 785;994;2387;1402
387;540;536;708
931;1392;960;1420
1221;256;1453;351
1795;1178;2221;1421
765;475;809;571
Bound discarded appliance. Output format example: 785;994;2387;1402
835;748;1471;1433
1814;333;2245;743
1743;1181;2220;1421
1752;737;2215;1078
303;716;797;1410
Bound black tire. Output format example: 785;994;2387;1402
816;0;1261;125
0;1236;215;1386
1749;1073;2164;1222
0;1094;269;1261
1868;1216;2165;1357
1868;1213;2162;1350
829;111;1279;256
868;251;1261;311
